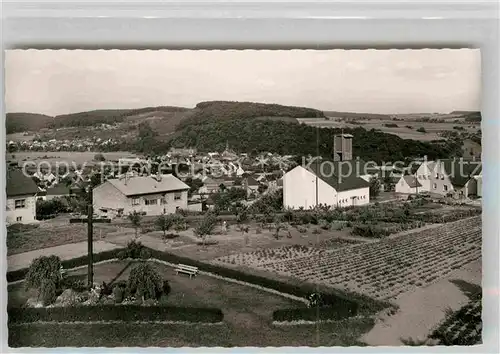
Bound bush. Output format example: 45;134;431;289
25;255;62;293
417;127;427;133
162;280;171;297
117;250;128;260
40;279;57;306
273;304;358;322
112;286;125;303
126;240;144;259
127;263;163;301
7;305;224;324
60;276;87;292
140;248;152;260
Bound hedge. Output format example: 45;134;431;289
8;246;377;313
273;304;358;322
8;305;223;324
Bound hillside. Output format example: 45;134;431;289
170;118;460;163
323;111;391;120
176;101;324;130
6;113;54;134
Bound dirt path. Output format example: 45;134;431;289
361;259;481;346
7;241;121;272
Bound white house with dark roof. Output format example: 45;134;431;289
92;174;189;218
395;175;422;194
6;169;39;224
283;159;370;210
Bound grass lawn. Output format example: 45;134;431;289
7;219;119;256
8;260;375;347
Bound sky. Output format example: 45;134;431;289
5;49;481;116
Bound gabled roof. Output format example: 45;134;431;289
305;159;370;192
440;159;482;187
6;169;39;197
402;175;422;188
106;174;189;197
46;183;71;196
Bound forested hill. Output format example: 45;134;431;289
170;119;459;163
6;113;54;134
176;101;325;129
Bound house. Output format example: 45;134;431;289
243;175;260;197
283;159;370;210
413;159;482;198
6;169;39;224
92;174;189;218
46;183;72;200
395;175;422;194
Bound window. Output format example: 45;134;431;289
443;185;448;192
161;198;167;205
440;174;445;180
131;198;140;206
433;183;437;189
145;199;158;206
15;199;26;209
16;216;22;222
174;192;182;200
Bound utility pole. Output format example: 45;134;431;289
87;186;94;287
69;185;110;288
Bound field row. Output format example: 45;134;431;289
430;297;482;345
213;217;481;301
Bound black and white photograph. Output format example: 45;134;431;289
5;49;482;347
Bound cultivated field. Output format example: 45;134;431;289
8;260;373;347
297;118;480;141
211;216;482;301
7;151;138;166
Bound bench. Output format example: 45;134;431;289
175;264;199;278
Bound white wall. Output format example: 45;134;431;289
337;187;370;207
6;195;37;224
395;177;418;194
283;166;336;209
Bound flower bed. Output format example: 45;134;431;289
8;305;223;324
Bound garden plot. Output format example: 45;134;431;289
215;217;481;301
212;245;331;268
429;297;482;345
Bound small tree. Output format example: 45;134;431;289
369;177;381;199
25;255;62;297
128;211;142;239
155;213;175;237
40;279;57;306
127;263;163;302
94;153;106;161
194;212;217;245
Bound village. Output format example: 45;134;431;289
4;49;486;348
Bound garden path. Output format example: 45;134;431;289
361;259;481;346
7;240;121;272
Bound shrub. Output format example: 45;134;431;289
417;127;427;133
25;255;62;293
40;279;57;306
319;219;330;230
112;286;125;303
60;276;87;292
7;305;224;324
126;240;144;259
117;250;128;260
162;280;172;297
140;248;152;260
127;263;163;302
